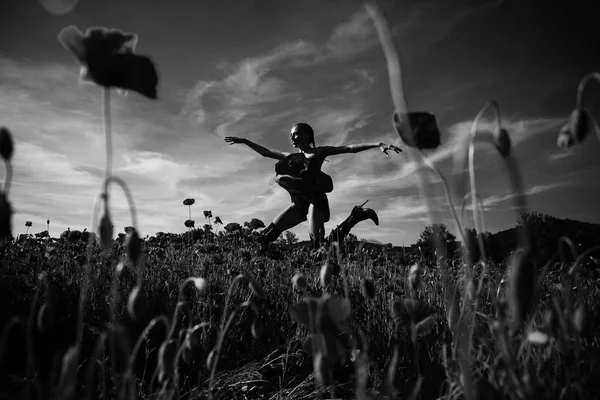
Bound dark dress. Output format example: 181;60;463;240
275;153;331;222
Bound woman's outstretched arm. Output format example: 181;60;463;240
224;136;287;160
318;142;402;157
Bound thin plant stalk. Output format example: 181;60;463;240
2;159;12;195
468;101;501;261
365;2;451;274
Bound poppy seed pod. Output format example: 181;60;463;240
206;349;217;371
37;303;55;332
157;339;177;383
557;123;576;149
292;273;307;291
320;262;333;288
493;126;511;158
361;278;375;299
508;250;536;331
251;318;265;339
125;229;142;264
191;277;208;294
573;304;586;333
0;127;14;161
393;111;441;150
58;346;79;398
0;192;13;238
568;108;590;144
181;336;193;364
98;212;113;251
127;285;147;321
408;263;421;291
248;278;265;299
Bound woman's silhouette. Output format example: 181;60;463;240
225;122;401;251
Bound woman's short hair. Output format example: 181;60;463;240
293;122;315;148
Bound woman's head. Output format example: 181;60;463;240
290;123;315;149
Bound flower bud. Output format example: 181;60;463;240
573;304;586;333
157;339;176;383
508;250;535;330
98;211;113;251
0;127;14;161
125;229;142;264
206;349;217;371
361;278;375;299
127;285;147;321
58;346;79;398
181;335;193;364
248;278;265;299
191;277;208;294
251;318;265;339
568;108;590;143
557;123;575;149
320;262;333;288
408;263;421;290
493;126;511;157
291;273;307;291
37;303;54;332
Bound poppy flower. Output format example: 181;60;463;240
57;26;158;99
183;198;195;206
248;218;265;230
184;220;195;229
214;216;223;225
392;112;441;150
224;222;241;233
203;210;212;218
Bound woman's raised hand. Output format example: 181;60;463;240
379;142;402;156
224;136;246;145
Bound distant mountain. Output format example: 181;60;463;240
292;214;600;263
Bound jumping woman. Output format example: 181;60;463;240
224;122;402;252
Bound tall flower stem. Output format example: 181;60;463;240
575;73;600;148
103;88;113;189
2;161;11;196
467;101;501;261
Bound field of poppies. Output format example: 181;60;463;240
2;2;600;399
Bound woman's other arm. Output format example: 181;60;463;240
318;142;402;157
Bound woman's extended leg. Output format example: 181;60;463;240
324;204;379;247
307;204;325;249
260;203;306;252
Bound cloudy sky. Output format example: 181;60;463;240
1;0;599;245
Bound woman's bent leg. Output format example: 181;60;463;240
261;203;306;252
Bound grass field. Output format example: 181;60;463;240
1;227;599;400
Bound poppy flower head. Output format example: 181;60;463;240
58;26;158;99
393;111;441;150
